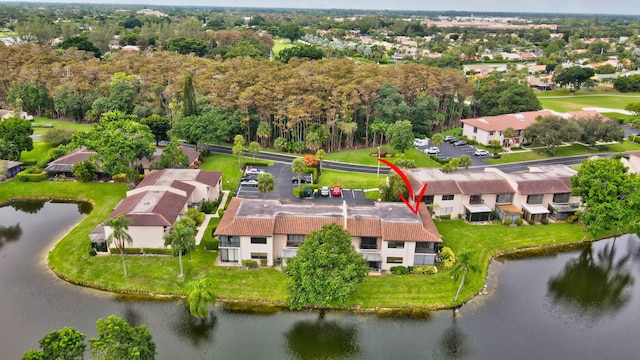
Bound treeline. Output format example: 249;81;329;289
0;44;472;152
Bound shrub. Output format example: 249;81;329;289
305;167;318;183
201;200;218;214
437;214;451;220
111;248;142;255
17;169;47;182
186;208;205;226
390;266;409;275
414;266;437;275
439;247;456;270
217;208;224;217
202;237;218;251
515;218;524;226
260;259;267;267
112;173;128;182
303;154;318;168
541;218;549;225
503;218;512;226
242;160;271;168
394;158;417;168
143;248;173;255
430;155;451;164
527;219;535;225
242;260;258;269
565;215;578;224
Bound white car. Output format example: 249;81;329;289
414;138;429;147
245;168;265;175
425;147;440;154
474;149;490;156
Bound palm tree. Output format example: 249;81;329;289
431;134;444;146
248;141;261;160
105;215;133;277
232;144;243;171
315;149;326;175
458;155;472;169
257;172;275;198
256;121;271;147
503;127;515;148
186;278;216;320
452;250;478;301
164;218;196;278
291;157;306;190
305;131;322;152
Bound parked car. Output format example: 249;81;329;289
444;136;457;143
453;140;468;146
241;174;259;181
331;186;342;197
413;138;429;147
474;149;490;156
320;186;330;196
302;187;314;198
240;179;258;187
425;147;440;154
291;175;313;184
245;168;265;175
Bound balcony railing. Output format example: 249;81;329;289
220;240;240;248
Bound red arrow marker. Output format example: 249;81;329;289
378;158;427;215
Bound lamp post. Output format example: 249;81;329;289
377;146;381;178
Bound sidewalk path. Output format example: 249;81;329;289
583;107;633;115
194;190;229;245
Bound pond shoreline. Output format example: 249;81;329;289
2;193;612;313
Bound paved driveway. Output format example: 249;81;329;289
236;163;373;204
418;142;490;167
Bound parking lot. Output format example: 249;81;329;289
235;162;373;204
415;139;492;167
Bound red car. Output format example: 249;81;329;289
331;186;342;197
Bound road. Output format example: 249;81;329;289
207;144;612;174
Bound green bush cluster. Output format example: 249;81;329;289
527;219;535;225
242;260;258;269
243;160;271;168
260;259;267;266
439;247;456;270
503;218;512;226
430;155;451;164
217;208;224;217
413;266;437;275
201;200;219;214
541;218;549;225
305;168;318;183
390;266;409;275
109;248;173;255
437;214;451;220
202;238;218;251
17;169;47;182
515;218;524;226
565;215;578;224
186;208;205;226
111;173;128;182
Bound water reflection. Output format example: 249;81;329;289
547;240;634;317
435;310;469;359
171;304;217;347
0;223;22;245
10;200;45;214
285;315;359;360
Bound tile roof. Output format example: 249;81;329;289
214;198;441;243
138;169;221;188
456;178;514;195
108;190;187;226
136;145;200;170
407;168;515;195
461;110;555;132
513;178;571;195
44;147;98;172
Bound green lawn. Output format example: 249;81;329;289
31;117;93;136
317;169;385;189
538;94;640;112
272;37;295;57
20;140;52;164
200;153;244;191
486;141;640;164
0;180;610;309
325;146;440;168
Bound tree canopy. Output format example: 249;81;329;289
90;315;156;360
553;66;596;91
387;120;414;154
284;223;368;310
524;115;582;155
0;117;34;160
571;157;640;236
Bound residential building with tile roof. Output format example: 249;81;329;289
215;198;442;271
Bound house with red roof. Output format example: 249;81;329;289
91;169;222;252
214;198;442;271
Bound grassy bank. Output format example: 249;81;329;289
325;146;440;168
486;141;640;164
31;116;93;136
538;93;640;112
0;180;606;309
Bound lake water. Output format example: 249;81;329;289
1;200;639;359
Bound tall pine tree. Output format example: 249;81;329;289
182;73;197;117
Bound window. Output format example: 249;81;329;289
387;241;405;249
553;193;570;203
251;252;268;260
496;193;514;204
286;234;304;247
469;195;482;204
251;237;267;244
527;194;544;204
489;131;495;135
440;207;453;214
415;242;435;253
360;237;377;250
473;127;478;134
442;194;455;201
219;235;240;247
414;254;433;266
386;257;403;264
423;195;434;205
220;248;239;262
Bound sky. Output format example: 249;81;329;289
5;0;640;16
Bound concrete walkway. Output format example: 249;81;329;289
194;190;230;245
583;107;633;115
